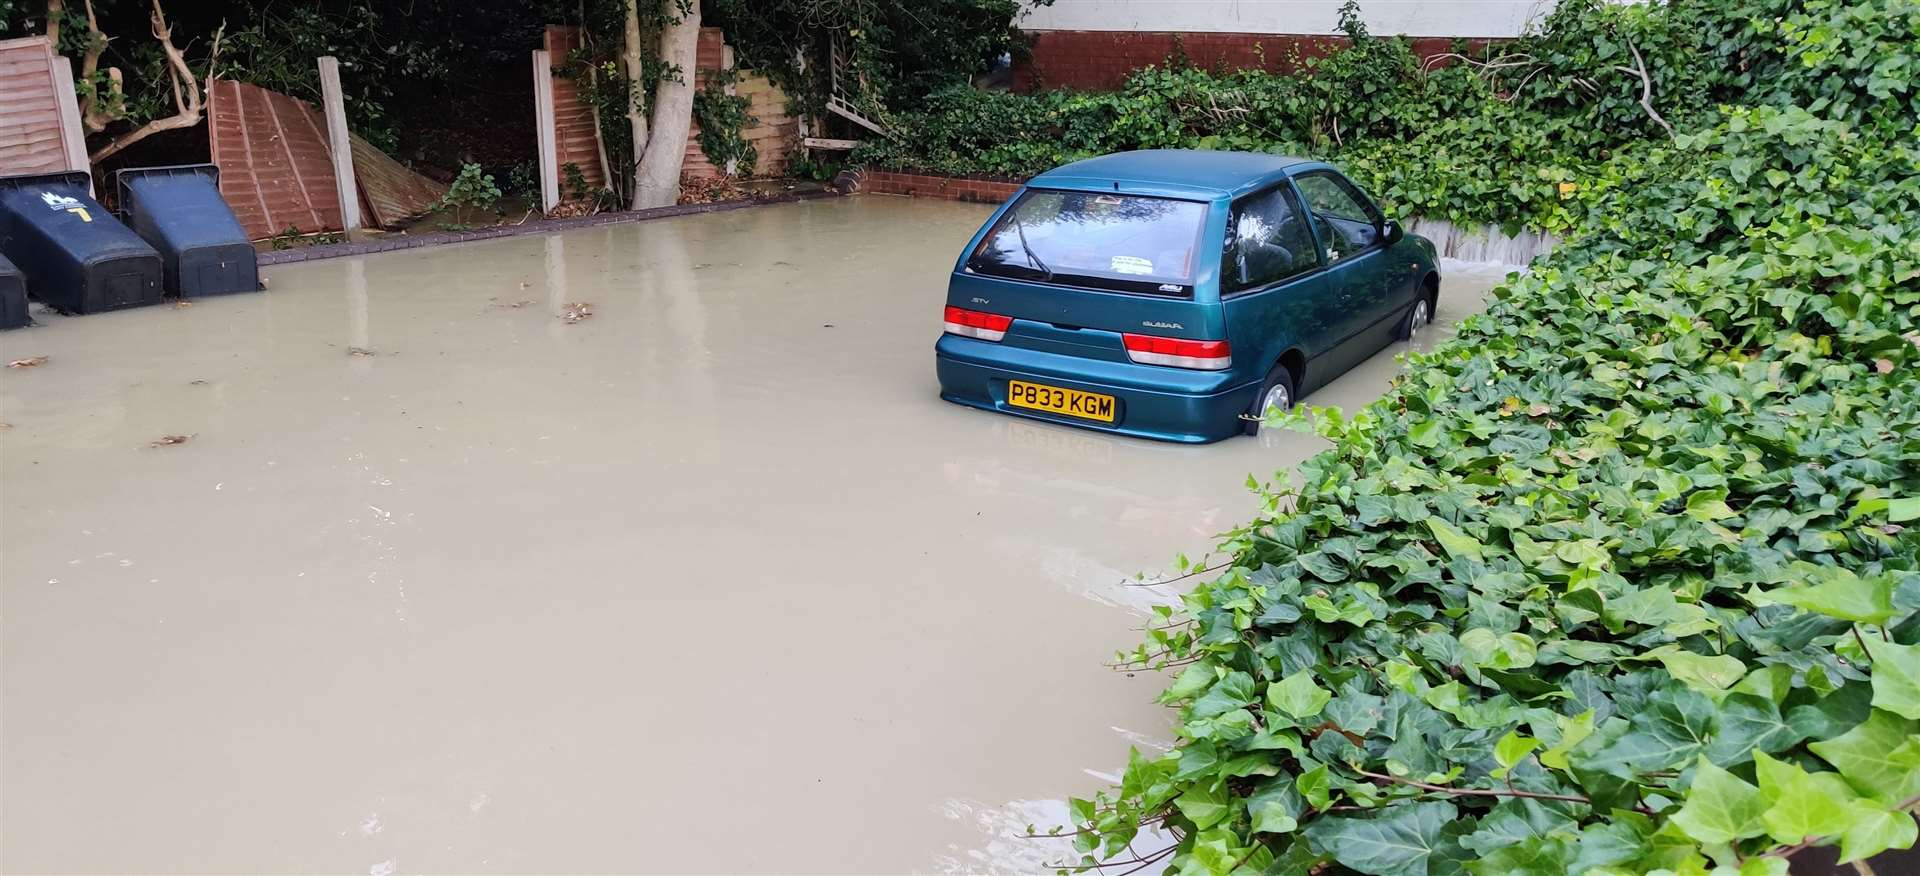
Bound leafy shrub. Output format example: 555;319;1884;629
855;0;1801;237
692;71;758;177
1044;0;1920;873
507;160;539;200
435;163;501;226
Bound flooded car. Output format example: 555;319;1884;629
935;149;1440;443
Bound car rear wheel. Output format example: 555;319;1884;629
1397;293;1434;341
1243;364;1296;436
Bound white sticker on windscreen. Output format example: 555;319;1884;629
1111;255;1154;275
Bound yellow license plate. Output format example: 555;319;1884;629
1007;380;1116;423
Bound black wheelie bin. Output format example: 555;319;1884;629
0;171;162;314
0;252;26;329
115;164;258;297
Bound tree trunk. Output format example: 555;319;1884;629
623;0;649;210
45;0;63;47
631;0;698;210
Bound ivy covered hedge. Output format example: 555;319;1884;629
945;0;1920;873
856;0;1842;238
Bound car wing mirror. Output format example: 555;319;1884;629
1380;220;1405;245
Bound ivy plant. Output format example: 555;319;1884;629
1033;0;1920;873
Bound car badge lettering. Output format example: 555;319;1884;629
1142;320;1184;330
1158;283;1182;293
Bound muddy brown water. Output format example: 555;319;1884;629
0;196;1510;874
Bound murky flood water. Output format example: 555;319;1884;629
0;196;1510;874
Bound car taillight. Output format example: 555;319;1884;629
1123;333;1232;370
944;305;1014;342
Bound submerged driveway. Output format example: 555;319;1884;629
0;196;1507;873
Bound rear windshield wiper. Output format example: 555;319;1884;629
1012;215;1053;281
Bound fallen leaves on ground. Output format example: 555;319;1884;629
676;175;750;205
545;200;598;219
149;434;192;448
561;302;594;323
7;356;47;368
348;347;377;357
489;299;535;309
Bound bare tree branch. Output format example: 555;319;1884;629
87;0;220;164
45;0;62;47
1612;41;1676;140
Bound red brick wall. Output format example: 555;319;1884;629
864;170;1023;205
1013;30;1496;92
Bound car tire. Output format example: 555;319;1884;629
1243;363;1296;436
1396;291;1434;341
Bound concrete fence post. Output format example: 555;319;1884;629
316;56;362;237
532;49;560;213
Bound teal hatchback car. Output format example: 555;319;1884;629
935;150;1440;443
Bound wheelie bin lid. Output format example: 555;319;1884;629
0;170;92;194
113;163;221;212
0;170;160;267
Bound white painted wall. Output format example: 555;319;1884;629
1019;0;1555;38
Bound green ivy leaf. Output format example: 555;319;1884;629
1739;857;1790;876
1162;665;1216;703
1753;750;1860;844
1839;804;1920;863
1461;628;1539;670
1297;763;1333;811
1865;637;1920;720
1808;709;1920;802
1539;710;1595;770
1670;756;1766;845
1644;646;1747;695
1760;566;1896;624
1685;489;1737;521
1190;671;1256;719
1578;685;1715;777
1269;670;1333;720
1493;731;1541;774
1707;693;1805;766
1302;800;1456;876
1248;779;1303;835
1464;834;1576;875
1175;782;1232;830
1425;518;1484;563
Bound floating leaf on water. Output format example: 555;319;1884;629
7;356;48;368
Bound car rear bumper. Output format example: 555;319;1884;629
934;334;1260;444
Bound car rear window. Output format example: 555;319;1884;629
966;190;1207;296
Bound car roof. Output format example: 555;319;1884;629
1028;149;1317;200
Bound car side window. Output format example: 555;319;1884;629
1220;185;1319;294
1293;172;1384;264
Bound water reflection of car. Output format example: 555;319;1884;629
934;149;1440;444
